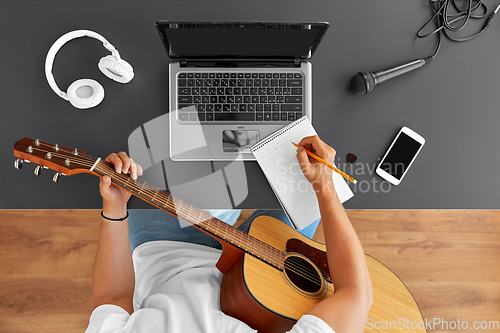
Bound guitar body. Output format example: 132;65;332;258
221;215;332;332
220;216;427;333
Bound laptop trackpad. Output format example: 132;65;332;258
222;130;259;153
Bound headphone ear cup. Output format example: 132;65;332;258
98;55;134;83
66;79;105;109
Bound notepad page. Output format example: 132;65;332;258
251;116;354;229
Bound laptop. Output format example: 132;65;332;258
155;21;329;161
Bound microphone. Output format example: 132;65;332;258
349;58;430;94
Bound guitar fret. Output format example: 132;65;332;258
170;196;178;213
239;232;244;250
206;218;214;234
157;192;167;207
138;181;146;194
244;234;249;251
193;208;202;225
244;234;248;252
230;225;236;244
140;182;159;203
172;196;180;213
185;202;193;218
212;219;218;235
186;205;193;221
199;211;211;230
223;223;228;241
274;248;278;267
181;201;191;219
176;198;184;214
201;211;211;225
163;195;175;209
265;243;269;262
272;249;276;267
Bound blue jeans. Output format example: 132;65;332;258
128;209;320;252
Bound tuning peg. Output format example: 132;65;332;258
53;172;61;183
14;159;23;170
34;165;42;176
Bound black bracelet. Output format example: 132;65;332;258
101;210;129;221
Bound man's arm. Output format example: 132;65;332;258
296;136;372;333
92;152;142;315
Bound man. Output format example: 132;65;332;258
85;135;372;333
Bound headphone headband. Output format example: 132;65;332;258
44;30;121;100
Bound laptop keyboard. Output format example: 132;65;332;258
177;72;303;122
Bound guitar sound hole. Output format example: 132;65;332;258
284;255;322;293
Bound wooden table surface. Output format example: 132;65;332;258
0;209;498;333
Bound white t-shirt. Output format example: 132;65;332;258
85;241;335;333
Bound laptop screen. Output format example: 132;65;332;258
156;22;329;60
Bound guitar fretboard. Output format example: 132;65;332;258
94;159;285;270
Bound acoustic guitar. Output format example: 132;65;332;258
13;137;426;333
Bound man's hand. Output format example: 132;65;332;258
296;135;336;193
99;152;143;219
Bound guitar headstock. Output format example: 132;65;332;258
13;137;98;181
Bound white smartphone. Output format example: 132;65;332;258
376;127;425;185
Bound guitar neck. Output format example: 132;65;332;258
12;137;284;270
91;158;285;270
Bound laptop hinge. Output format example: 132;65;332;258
179;58;301;68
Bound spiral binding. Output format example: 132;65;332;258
250;116;308;152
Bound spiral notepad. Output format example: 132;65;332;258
250;116;354;229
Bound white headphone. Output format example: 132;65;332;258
45;30;134;109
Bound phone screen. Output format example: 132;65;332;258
380;132;423;180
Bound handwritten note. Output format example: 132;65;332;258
251;116;354;229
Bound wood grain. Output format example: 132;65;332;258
0;209;499;333
0;210;99;333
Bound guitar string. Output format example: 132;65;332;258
27;146;332;288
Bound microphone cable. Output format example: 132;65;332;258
418;0;500;61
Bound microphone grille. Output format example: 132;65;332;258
349;72;374;94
